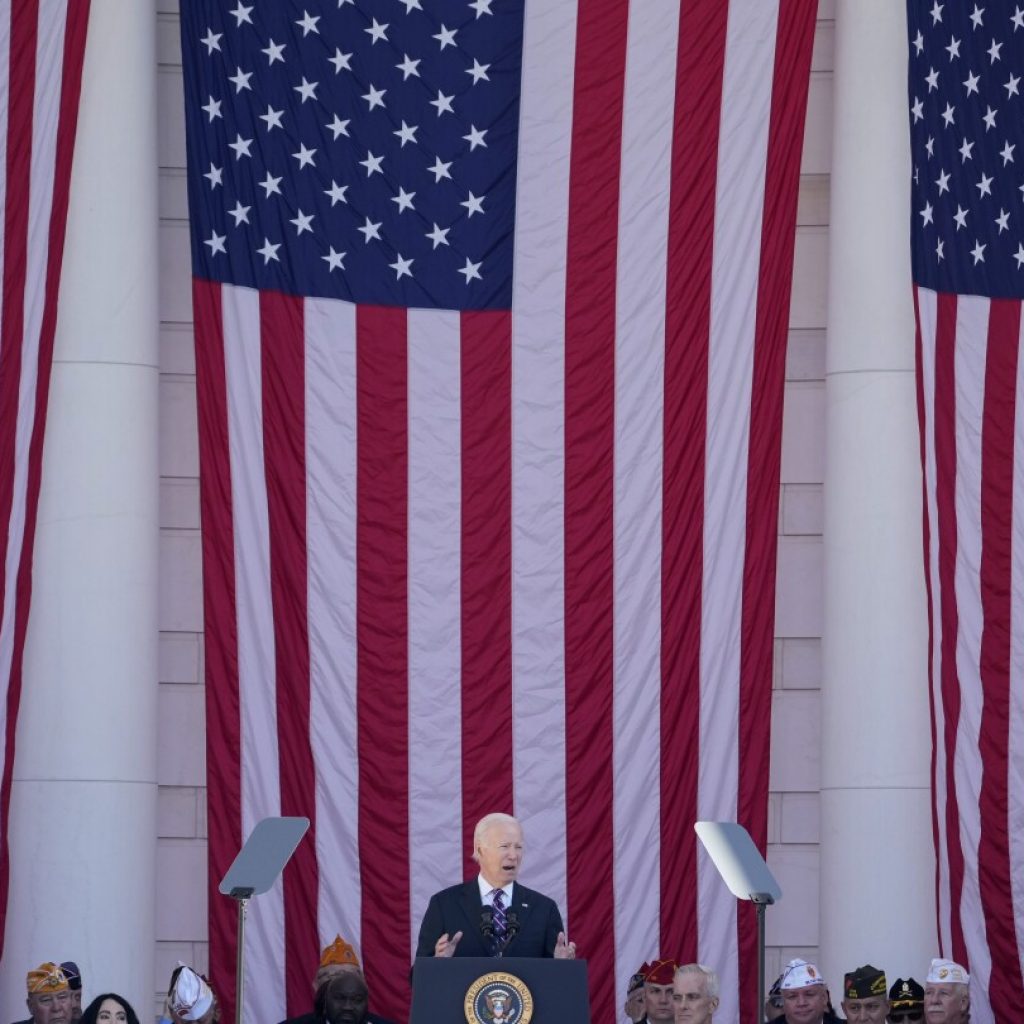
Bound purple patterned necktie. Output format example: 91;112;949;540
491;888;507;948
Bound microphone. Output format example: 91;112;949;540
479;907;494;942
506;911;520;941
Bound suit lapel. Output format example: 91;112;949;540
507;882;535;949
458;878;484;936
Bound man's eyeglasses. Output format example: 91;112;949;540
888;1011;923;1023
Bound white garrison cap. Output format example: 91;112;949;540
926;959;969;985
780;958;826;990
170;965;214;1021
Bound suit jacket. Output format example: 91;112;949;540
277;1012;396;1024
414;879;563;959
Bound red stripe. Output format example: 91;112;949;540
356;305;410;1024
976;299;1023;1018
0;0;90;958
194;280;244;1017
259;292;319;1014
736;1;817;1016
563;1;627;1020
933;292;968;965
660;0;729;963
0;0;37;710
459;310;513;870
913;287;944;948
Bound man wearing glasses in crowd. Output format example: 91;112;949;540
887;978;924;1024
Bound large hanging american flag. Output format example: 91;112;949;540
909;3;1024;1023
180;1;816;1022
0;0;91;959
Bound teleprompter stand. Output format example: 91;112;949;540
695;821;783;1020
218;816;309;1024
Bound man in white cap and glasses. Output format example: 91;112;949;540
923;959;969;1024
778;959;842;1024
163;965;217;1024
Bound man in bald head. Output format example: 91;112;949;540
414;812;575;960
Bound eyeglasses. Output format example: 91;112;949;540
888;1012;923;1022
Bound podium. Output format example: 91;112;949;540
410;956;591;1024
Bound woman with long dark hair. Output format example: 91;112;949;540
79;994;141;1024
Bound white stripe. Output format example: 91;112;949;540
305;297;362;956
223;284;286;1019
612;0;677;1000
407;308;463;955
509;0;574;918
1010;314;1024;978
698;1;779;1015
916;288;951;951
0;0;66;767
951;294;992;1024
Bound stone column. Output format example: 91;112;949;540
0;0;159;1017
819;0;936;990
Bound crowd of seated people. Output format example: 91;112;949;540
9;942;393;1024
621;954;969;1024
8;942;973;1024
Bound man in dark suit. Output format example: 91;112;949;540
414;812;576;960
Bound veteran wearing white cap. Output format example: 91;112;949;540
165;965;216;1024
777;959;841;1024
923;959;969;1024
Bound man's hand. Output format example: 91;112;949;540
553;931;576;959
434;931;463;957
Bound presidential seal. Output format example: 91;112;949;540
463;971;533;1024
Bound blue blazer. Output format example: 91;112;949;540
414;879;564;959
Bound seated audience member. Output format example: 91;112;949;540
79;995;140;1024
279;934;368;1024
923;960;969;1024
673;963;719;1024
765;973;785;1022
60;964;84;1023
314;935;361;992
623;967;646;1023
164;965;217;1024
315;973;395;1024
842;965;889;1024
888;978;924;1024
18;963;72;1024
778;959;842;1024
644;959;679;1024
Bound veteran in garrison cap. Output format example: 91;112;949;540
777;958;842;1024
765;972;786;1022
622;966;646;1023
14;963;73;1024
59;963;83;1023
842;965;889;1024
643;959;679;1024
164;965;216;1024
887;978;924;1024
277;934;395;1024
923;960;969;1024
313;935;362;994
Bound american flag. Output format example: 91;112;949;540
0;0;91;960
180;2;817;1022
908;2;1024;1023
